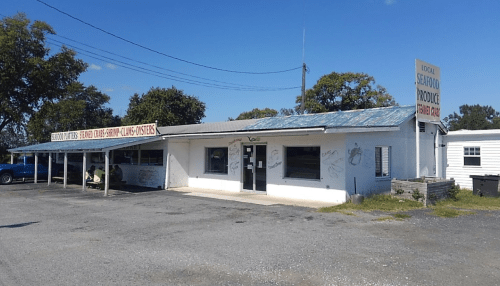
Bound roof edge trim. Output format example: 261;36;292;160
325;126;400;134
162;127;325;139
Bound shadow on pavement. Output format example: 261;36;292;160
0;221;40;229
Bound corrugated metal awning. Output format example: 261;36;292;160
8;136;161;153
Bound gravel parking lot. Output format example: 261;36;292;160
1;183;499;286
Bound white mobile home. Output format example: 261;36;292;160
443;129;500;189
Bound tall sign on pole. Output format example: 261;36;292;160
415;59;441;122
415;59;441;178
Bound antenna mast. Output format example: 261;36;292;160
300;28;306;114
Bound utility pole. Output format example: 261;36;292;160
301;62;306;114
300;27;306;115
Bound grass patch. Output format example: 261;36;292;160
434;189;500;210
393;213;411;220
318;195;424;213
374;216;394;221
430;207;476;218
319;189;499;218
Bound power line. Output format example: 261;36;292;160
50;35;290;90
46;40;300;92
35;0;302;75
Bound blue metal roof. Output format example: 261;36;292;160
243;105;416;131
8;136;161;153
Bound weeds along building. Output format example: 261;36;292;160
8;105;446;203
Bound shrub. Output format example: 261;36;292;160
447;185;460;201
412;189;424;201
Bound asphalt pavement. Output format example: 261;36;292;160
1;182;499;286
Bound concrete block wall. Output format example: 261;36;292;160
391;177;455;206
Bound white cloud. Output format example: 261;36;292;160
106;63;117;70
385;0;396;5
89;64;102;70
104;88;114;92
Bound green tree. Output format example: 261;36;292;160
444;104;500;131
0;13;87;134
230;108;279;120
297;72;396;113
279;108;298;116
27;82;119;142
0;123;28;163
122;86;206;126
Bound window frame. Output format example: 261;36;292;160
463;146;481;167
205;147;229;175
375;146;391;179
112;150;139;165
284;146;321;180
140;149;164;166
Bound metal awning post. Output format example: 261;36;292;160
48;153;52;186
82;152;87;191
104;151;109;196
64;152;68;189
34;152;38;184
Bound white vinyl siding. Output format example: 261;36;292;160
444;132;500;189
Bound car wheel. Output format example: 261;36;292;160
1;173;13;184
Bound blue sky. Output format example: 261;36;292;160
2;0;499;123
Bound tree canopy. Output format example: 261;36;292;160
0;13;87;134
444;104;500;131
297;72;396;113
122;86;206;126
27;82;120;142
230;108;278;120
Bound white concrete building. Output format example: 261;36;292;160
160;105;445;203
8;105;446;203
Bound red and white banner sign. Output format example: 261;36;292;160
415;59;441;122
51;123;157;141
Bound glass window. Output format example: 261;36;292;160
285;146;320;180
90;152;105;164
140;150;163;166
205;148;228;174
113;150;138;165
464;147;480;166
375;146;391;178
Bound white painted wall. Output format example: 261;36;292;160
344;120;416;197
418;122;440;177
179;120;443;203
188;137;241;192
264;133;347;203
186;134;347;203
443;130;500;189
342;119;442;197
167;140;190;188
